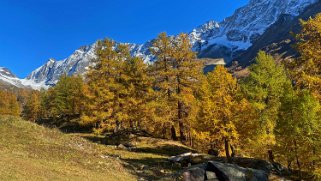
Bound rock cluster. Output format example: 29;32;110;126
180;161;268;181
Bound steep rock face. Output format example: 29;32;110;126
23;41;155;89
195;0;318;60
235;0;321;66
19;0;320;89
0;67;16;78
24;44;96;87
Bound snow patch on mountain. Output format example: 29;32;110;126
190;0;318;53
0;67;25;88
16;0;320;89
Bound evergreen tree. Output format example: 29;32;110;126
51;74;84;117
37;74;85;123
276;87;321;179
241;51;288;161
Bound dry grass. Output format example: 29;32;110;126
73;133;196;180
0;116;196;180
0;116;135;181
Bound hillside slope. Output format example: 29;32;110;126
0;116;135;181
0;116;199;180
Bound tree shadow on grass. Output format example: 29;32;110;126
79;134;197;179
133;144;196;157
121;144;197;180
121;157;180;181
81;135;107;145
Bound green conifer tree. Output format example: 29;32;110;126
241;51;288;161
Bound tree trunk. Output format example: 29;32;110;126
171;125;177;141
162;124;167;139
176;65;186;143
114;120;121;133
268;149;274;163
130;120;134;130
137;120;141;130
296;155;302;180
294;140;302;180
120;121;123;130
179;120;186;142
287;160;292;170
178;100;186;142
313;146;316;169
230;144;236;158
224;138;231;161
189;128;193;147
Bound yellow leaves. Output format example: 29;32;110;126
82;38;156;132
79;115;95;126
257;132;276;146
0;90;20;116
295;13;321;101
22;91;41;122
150;32;203;139
205;66;238;120
252;102;266;111
196;65;243;150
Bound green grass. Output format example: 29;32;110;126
0;116;196;180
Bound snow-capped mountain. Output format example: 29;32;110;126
23;42;154;89
191;0;318;59
0;67;25;88
2;0;320;89
23;45;97;88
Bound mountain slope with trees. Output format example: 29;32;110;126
17;14;321;179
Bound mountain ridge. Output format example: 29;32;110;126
1;0;320;89
0;67;26;89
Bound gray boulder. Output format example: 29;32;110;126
168;152;214;167
205;171;218;180
206;161;268;181
176;161;268;181
182;167;205;181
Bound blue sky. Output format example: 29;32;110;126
0;0;248;78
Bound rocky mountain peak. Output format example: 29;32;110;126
0;67;25;88
0;67;17;78
2;0;320;90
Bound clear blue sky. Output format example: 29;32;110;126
0;0;248;78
